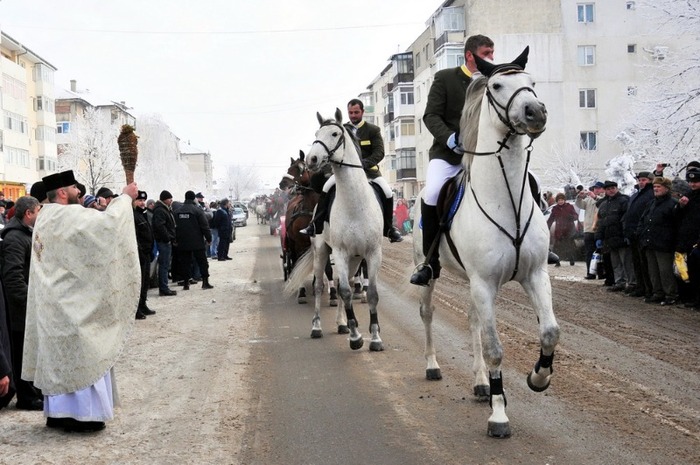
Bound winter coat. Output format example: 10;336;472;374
622;183;654;241
675;189;700;253
212;207;233;239
152;200;176;243
547;202;578;241
133;206;154;257
594;192;630;250
637;193;678;253
344;121;385;179
0;282;15;408
0;216;33;331
175;200;212;251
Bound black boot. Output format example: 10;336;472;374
382;196;403;243
410;200;441;286
202;278;213;289
300;191;328;237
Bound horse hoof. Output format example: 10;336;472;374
487;421;511;438
526;371;551;392
337;325;349;334
329;299;338;307
426;368;442;380
473;384;490;400
369;341;384;352
310;329;323;339
349;337;364;350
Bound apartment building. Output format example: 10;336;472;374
180;140;214;196
0;31;57;200
364;0;678;196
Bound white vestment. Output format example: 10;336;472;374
23;195;140;417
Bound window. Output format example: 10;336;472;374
579;89;596;108
35;96;55;113
400;91;414;105
577;45;596;66
399;122;415;136
36;125;56;142
628;44;636;53
434;6;465;37
56;121;71;134
435;46;465;71
4;146;30;168
415;51;421;69
4;111;28;134
580;131;597;150
33;63;55;84
577;3;594;22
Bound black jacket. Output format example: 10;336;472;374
675;189;700;253
212;207;233;237
175;200;212;251
0;281;15;408
344;120;385;179
152;200;176;243
637;194;678;253
424;65;475;165
622;183;654;241
0;216;33;331
595;192;630;250
133;206;154;256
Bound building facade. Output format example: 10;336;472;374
0;31;57;200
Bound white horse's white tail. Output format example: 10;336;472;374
283;248;314;298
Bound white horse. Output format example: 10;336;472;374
413;47;560;438
286;109;384;350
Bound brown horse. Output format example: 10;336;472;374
280;151;337;308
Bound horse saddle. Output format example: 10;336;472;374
436;170;467;233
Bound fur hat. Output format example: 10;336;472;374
636;171;654;180
136;190;148;200
160;190;173;201
555;193;566;201
603;180;618;188
29;182;47;203
652;177;672;189
185;190;196;201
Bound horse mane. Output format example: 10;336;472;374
460;75;488;169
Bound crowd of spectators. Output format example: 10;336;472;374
566;162;700;309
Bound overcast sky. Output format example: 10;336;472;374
0;0;441;187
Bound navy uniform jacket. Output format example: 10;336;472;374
424;65;476;165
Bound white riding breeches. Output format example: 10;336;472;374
424;159;463;206
323;174;393;198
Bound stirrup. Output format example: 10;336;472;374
410;264;434;286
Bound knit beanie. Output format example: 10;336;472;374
185;190;196;201
160;190;173;201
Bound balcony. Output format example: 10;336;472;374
393;72;414;86
383;112;394;124
434;30;466;53
396;168;417;181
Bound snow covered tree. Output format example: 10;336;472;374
622;0;700;174
57;107;122;195
225;164;261;201
135;114;190;200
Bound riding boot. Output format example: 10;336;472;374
202;277;214;289
300;191;329;237
382;196;404;242
410;200;441;286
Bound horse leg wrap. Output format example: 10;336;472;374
536;350;554;372
489;374;507;409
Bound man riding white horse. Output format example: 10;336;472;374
300;99;403;243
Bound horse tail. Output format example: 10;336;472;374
284;247;314;298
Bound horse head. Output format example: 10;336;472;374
279;149;309;192
474;47;547;139
306;108;350;172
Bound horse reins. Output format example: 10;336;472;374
312;121;364;169
461;74;539;281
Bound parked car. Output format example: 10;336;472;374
232;207;247;227
232;201;249;219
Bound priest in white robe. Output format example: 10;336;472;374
23;170;140;432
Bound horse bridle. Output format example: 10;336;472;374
464;71;540;281
311;121;364;169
